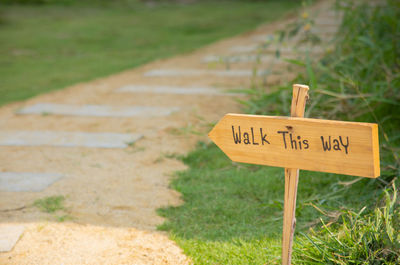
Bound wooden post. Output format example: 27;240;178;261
281;84;309;265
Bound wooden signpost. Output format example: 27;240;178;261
208;84;380;264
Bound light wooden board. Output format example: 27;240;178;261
209;114;380;178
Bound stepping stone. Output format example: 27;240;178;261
309;27;338;34
202;54;277;63
0;131;142;149
229;44;325;54
252;34;275;42
324;10;342;17
252;34;302;43
116;85;238;96
143;69;269;77
0;172;63;192
314;20;341;26
252;30;336;44
17;103;179;118
0;225;24;252
229;45;261;53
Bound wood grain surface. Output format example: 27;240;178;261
209;114;380;178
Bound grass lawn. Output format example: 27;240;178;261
0;0;299;106
158;142;387;264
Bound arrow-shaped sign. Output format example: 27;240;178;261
209;113;379;178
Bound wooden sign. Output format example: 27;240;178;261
208;84;380;265
208;114;380;178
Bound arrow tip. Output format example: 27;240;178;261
208;114;229;144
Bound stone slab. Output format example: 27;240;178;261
0;225;24;252
202;54;277;63
0;131;142;149
229;45;267;53
116;85;238;96
314;19;341;26
0;172;63;192
17;103;179;117
230;45;324;54
251;34;275;42
143;69;269;77
309;27;338;34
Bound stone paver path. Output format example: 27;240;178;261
0;172;63;192
0;225;24;252
0;1;342;263
17;103;179;117
0;131;142;148
116;85;238;96
143;68;270;77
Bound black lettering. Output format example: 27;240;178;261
297;135;302;150
251;127;259;145
333;139;341;151
232;126;241;144
339;136;349;154
277;131;289;149
243;133;250;144
290;133;297;150
303;139;309;149
321;136;331;151
260;128;270;145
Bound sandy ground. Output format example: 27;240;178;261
0;1;340;264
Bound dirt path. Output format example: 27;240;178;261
0;1;341;264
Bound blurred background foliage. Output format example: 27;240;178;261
0;0;299;106
246;0;400;182
1;0;299;5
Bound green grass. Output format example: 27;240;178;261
0;0;299;106
158;142;391;264
33;195;72;222
33;195;65;213
295;186;400;264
